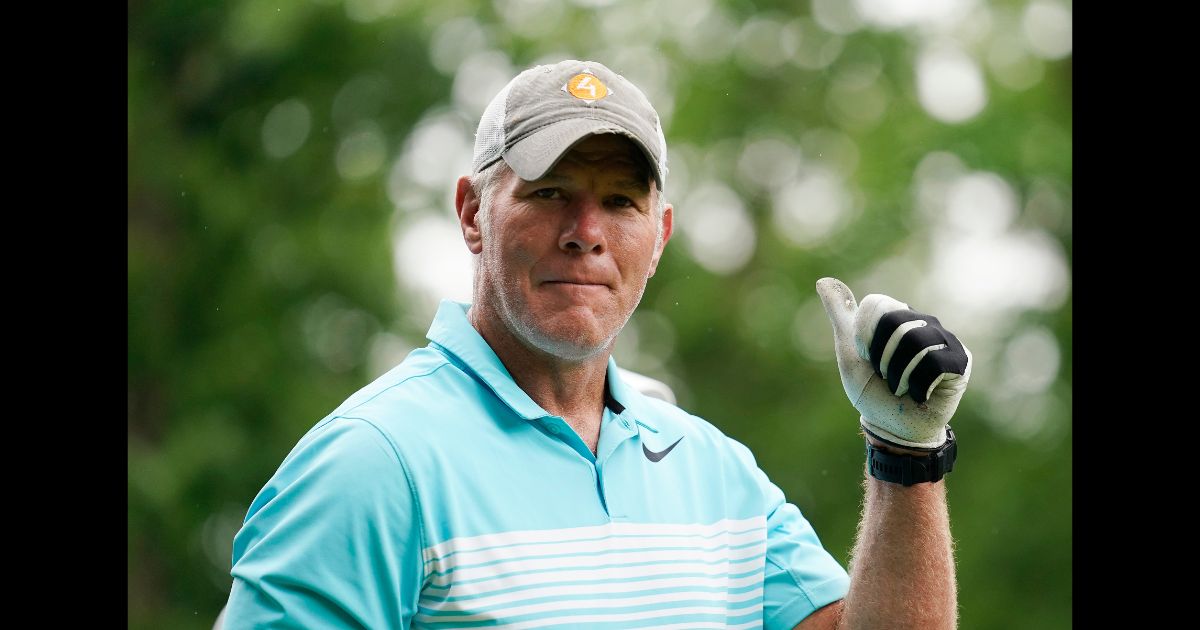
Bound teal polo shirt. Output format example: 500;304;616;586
226;300;849;629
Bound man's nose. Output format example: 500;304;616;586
559;196;606;254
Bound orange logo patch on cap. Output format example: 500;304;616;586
564;70;610;103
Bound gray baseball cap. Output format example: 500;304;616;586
471;59;669;191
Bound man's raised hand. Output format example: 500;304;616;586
815;277;972;449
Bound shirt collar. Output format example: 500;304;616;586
425;299;659;431
603;356;659;432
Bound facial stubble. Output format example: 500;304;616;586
475;205;662;365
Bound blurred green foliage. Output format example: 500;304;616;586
129;0;1071;628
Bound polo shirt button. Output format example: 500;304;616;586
546;423;560;434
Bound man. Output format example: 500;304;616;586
224;59;971;629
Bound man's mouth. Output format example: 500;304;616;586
543;280;610;291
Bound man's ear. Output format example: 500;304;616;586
648;202;674;278
455;176;484;255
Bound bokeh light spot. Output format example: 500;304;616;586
945;171;1019;236
392;214;474;319
813;0;864;35
678;182;757;275
737;135;802;193
332;74;389;133
800;128;860;177
735;16;793;73
853;0;977;30
930;228;1070;319
674;4;737;63
453;51;515;119
367;331;416;379
345;0;403;23
614;309;678;375
494;0;566;38
916;43;987;123
827;76;888;129
1002;325;1060;395
429;18;490;76
336;123;387;180
261;99;312;159
987;31;1045;91
394;112;474;192
772;166;856;248
789;18;845;70
1022;1;1073;60
301;294;379;373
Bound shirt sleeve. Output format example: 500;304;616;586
727;438;851;630
223;417;426;629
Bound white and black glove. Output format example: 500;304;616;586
815;277;971;450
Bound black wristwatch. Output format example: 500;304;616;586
865;425;957;486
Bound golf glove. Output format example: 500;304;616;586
815;277;972;449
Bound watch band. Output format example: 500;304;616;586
865;425;957;486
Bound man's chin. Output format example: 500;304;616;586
519;321;614;364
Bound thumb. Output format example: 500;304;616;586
816;277;873;406
815;277;858;342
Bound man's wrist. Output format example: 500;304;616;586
863;432;939;456
864;425;957;486
858;417;948;451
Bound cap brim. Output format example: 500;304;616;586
502;118;664;191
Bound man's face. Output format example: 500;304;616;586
468;134;673;363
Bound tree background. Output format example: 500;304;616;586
128;0;1071;627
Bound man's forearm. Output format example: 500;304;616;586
810;277;969;629
840;472;957;629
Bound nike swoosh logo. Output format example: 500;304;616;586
643;437;684;462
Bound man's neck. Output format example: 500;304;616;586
468;305;610;454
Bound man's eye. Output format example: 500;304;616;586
534;188;560;199
609;195;635;208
